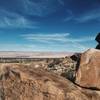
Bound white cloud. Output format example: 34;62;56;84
22;33;95;43
0;43;79;52
21;33;70;41
21;33;95;52
0;32;95;52
0;17;38;29
0;9;38;28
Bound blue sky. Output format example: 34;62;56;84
0;0;99;52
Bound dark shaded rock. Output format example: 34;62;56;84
70;53;81;61
96;44;100;49
95;33;100;43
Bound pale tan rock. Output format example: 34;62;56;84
0;63;100;100
75;48;100;89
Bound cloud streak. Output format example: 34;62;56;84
21;33;95;52
21;33;70;41
0;32;95;52
64;8;100;23
75;9;100;23
22;33;95;43
0;9;38;28
20;0;62;17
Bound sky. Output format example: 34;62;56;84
0;0;99;52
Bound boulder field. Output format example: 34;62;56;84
0;48;100;100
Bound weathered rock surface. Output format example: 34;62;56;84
75;48;100;89
0;63;100;100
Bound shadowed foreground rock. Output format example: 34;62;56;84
75;49;100;89
0;63;100;100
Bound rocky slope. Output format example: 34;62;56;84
0;48;100;100
0;62;100;100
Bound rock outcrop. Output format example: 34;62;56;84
95;33;100;49
0;63;100;100
46;57;76;81
75;49;100;89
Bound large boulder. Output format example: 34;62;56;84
0;63;100;100
75;49;100;89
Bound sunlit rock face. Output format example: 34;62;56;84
0;63;100;100
75;49;100;89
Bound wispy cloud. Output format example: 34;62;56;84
21;33;70;42
0;42;87;52
20;0;60;17
0;33;95;52
64;8;100;23
0;17;38;29
0;0;64;28
63;10;74;22
75;9;100;23
0;9;38;28
21;33;95;52
22;33;95;43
